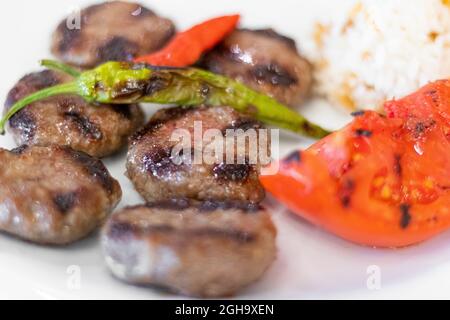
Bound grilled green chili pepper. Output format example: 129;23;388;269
0;60;330;138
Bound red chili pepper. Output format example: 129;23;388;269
135;14;240;67
260;80;450;248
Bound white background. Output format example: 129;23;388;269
0;0;449;299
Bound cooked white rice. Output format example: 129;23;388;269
309;0;450;110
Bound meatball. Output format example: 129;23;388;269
0;145;121;245
4;70;144;158
201;29;312;107
51;1;175;68
126;105;268;203
102;199;276;297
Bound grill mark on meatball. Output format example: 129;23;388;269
128;105;266;203
213;162;251;182
110;104;133;119
241;28;297;50
250;63;297;87
201;28;312;108
70;149;114;193
149;199;261;212
9;110;36;141
107;220;137;240
131;106;193;142
63;111;103;140
108;220;255;243
97;36;139;62
53;191;78;214
145;198;192;211
130;122;163;143
52;2;176;68
0;145;121;244
5;70;144;157
187;227;255;243
142;147;185;178
136;199;262;213
223;118;261;134
198;200;262;212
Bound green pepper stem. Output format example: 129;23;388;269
40;59;81;77
0;82;79;134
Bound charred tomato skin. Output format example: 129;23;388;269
261;81;450;247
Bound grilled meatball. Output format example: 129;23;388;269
0;145;121;245
126;105;268;203
201;29;312;107
51;1;175;68
5;70;144;158
102;199;276;297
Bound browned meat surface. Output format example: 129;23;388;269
51;1;175;67
0;145;121;245
102;199;276;297
5;70;144;158
201;29;312;107
126;105;268;203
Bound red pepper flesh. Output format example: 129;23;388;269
135;14;240;67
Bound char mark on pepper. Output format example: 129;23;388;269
393;154;402;177
355;129;373;137
400;204;412;229
145;74;171;95
351;110;366;117
338;179;355;208
283;150;301;164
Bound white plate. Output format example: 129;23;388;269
0;0;449;300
